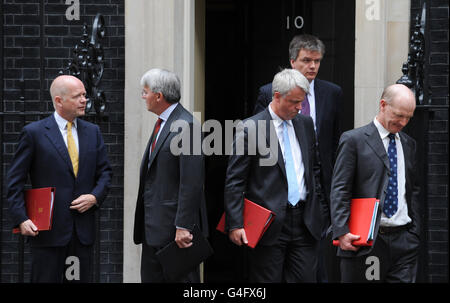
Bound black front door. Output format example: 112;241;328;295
204;0;355;282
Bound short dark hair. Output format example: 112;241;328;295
289;34;325;61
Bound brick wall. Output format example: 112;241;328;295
1;0;124;282
411;0;449;283
426;0;449;283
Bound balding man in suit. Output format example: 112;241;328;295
331;84;421;282
7;75;112;282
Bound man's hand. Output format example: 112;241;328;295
70;194;97;213
19;219;39;236
229;228;248;246
338;233;361;251
175;228;193;248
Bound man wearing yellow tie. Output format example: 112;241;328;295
7;75;112;282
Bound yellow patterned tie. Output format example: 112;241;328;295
67;121;79;176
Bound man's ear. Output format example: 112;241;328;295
155;92;162;102
273;91;281;101
289;59;295;69
54;96;63;108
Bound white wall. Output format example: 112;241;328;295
354;0;410;127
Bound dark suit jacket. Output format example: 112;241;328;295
330;122;421;257
7;114;112;247
133;103;208;247
224;108;326;245
254;79;343;227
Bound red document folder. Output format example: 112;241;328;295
12;187;55;234
216;198;275;248
332;198;379;247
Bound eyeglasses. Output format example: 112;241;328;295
141;89;149;97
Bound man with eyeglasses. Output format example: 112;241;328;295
133;68;208;283
253;34;344;282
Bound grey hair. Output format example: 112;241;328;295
289;34;325;62
272;68;310;97
140;68;181;104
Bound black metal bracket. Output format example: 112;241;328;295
59;14;106;116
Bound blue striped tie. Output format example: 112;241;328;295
383;133;398;217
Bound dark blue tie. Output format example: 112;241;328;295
383;133;398;217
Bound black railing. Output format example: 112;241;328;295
397;3;427;105
59;13;107;118
398;1;449;282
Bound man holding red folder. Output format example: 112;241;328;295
7;75;112;282
224;69;326;282
330;84;421;282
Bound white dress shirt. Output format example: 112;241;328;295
269;103;308;201
147;102;179;169
156;103;178;142
374;117;412;227
54;111;79;153
307;80;317;132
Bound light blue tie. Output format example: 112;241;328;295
282;121;300;206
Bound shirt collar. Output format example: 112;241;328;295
158;103;178;122
308;79;315;97
54;111;77;131
373;117;399;140
268;102;293;127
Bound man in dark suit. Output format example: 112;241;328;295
7;75;112;282
330;84;421;282
224;69;326;282
253;34;343;281
133;68;208;283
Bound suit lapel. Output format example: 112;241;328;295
76;119;88;177
365;122;390;170
148;103;182;168
399;132;413;185
140;116;161;178
44;115;74;175
292;117;310;181
313;79;324;135
263;109;286;178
